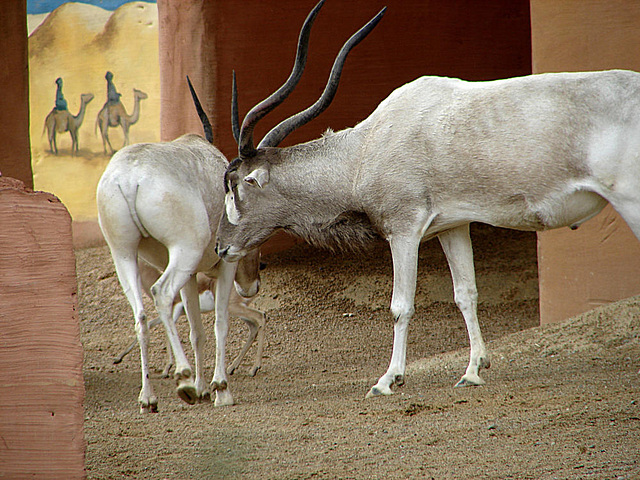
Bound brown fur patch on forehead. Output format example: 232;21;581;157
224;157;243;193
227;157;243;174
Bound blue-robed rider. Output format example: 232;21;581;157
54;77;67;111
105;71;121;105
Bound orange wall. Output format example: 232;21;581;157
158;0;532;253
0;5;85;476
531;0;640;324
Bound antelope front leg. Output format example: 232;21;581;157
249;311;266;377
227;306;266;376
367;235;419;397
211;261;237;406
439;225;490;387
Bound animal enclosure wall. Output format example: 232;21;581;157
531;0;640;324
0;177;85;479
0;2;84;476
159;0;532;160
0;0;32;187
27;0;160;247
159;0;532;253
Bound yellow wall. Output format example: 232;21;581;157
29;1;160;222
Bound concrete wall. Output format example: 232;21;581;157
531;0;640;324
0;178;85;479
0;2;85;477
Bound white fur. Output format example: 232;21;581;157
114;263;265;380
225;192;241;225
217;70;640;399
97;134;264;412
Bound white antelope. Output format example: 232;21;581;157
97;85;264;411
215;1;640;398
113;258;265;379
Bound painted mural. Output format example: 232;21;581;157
28;0;159;222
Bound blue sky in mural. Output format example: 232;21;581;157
28;0;156;15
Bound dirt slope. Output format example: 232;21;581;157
77;225;639;479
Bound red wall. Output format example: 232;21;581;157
0;178;85;479
0;5;85;476
159;0;532;160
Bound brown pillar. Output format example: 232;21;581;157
531;0;640;324
0;6;84;476
0;0;32;187
158;0;218;143
0;178;85;479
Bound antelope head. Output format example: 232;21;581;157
216;1;385;261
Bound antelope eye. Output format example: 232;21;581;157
232;182;244;202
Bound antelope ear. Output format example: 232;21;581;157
244;167;270;188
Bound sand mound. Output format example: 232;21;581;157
409;294;640;374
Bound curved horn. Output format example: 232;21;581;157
258;7;386;149
186;75;214;144
231;70;240;143
237;0;325;158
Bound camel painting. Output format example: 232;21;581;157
43;92;95;155
95;88;148;154
28;1;159;224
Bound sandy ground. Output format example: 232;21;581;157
77;224;640;479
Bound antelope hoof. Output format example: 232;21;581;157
249;365;261;377
366;373;404;398
214;389;234;407
139;397;158;414
455;373;485;387
177;382;198;405
140;404;158;414
211;380;228;392
366;385;393;398
479;356;491;369
174;367;192;382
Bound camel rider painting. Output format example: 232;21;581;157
54;77;67;111
105;71;121;105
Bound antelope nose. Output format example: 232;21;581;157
216;243;229;259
